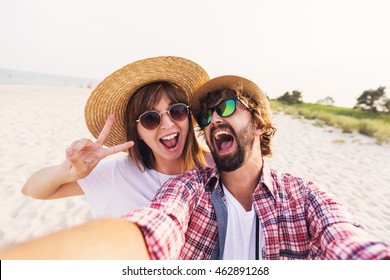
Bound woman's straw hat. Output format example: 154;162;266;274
85;56;209;147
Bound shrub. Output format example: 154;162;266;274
277;90;303;104
354;86;390;113
317;96;335;106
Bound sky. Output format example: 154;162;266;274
1;0;389;108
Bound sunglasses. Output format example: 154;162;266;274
196;96;251;128
136;103;189;130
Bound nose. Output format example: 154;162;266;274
160;111;174;129
210;109;223;126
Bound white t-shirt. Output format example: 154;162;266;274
222;185;264;260
78;156;172;218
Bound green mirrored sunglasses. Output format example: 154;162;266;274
196;96;251;128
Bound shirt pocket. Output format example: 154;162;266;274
278;198;311;259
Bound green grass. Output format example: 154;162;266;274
270;100;390;144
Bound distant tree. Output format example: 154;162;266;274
277;92;290;103
291;91;303;104
354;86;390;113
317;96;335;106
277;90;303;104
385;99;390;111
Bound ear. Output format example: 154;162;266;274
254;120;265;136
136;129;143;140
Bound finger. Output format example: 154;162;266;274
96;114;115;145
72;138;94;153
69;138;91;150
104;141;134;157
66;147;89;174
68;140;80;149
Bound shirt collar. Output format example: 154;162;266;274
204;167;221;192
258;161;277;199
204;161;277;199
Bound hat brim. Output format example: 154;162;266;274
190;75;265;120
85;56;209;147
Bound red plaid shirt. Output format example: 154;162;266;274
123;163;390;259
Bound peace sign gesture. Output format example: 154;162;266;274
64;114;134;181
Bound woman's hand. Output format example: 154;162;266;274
64;114;134;181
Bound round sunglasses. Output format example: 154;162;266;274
136;103;189;130
196;96;251;128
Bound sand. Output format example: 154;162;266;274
0;85;92;248
0;85;389;250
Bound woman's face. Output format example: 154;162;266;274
136;92;189;170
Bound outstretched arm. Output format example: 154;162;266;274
22;114;134;199
306;182;390;259
0;218;150;260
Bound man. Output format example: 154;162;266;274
1;76;389;259
121;75;390;260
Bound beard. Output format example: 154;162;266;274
208;122;256;172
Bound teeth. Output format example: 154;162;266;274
161;133;178;141
215;130;229;140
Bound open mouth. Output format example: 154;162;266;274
160;132;179;149
214;130;234;152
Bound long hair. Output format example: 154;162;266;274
197;88;276;157
125;82;206;172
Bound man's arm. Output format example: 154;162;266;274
0;218;150;260
122;169;206;260
306;182;390;259
2;168;206;260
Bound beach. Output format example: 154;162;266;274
0;85;92;247
0;85;389;250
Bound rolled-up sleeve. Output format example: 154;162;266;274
122;171;201;259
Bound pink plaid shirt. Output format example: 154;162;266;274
123;163;390;260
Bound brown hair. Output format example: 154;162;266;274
125;82;206;172
197;87;276;157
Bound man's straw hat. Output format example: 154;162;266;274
85;56;209;147
190;75;270;120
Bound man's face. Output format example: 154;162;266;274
204;97;256;172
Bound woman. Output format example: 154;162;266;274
22;56;211;218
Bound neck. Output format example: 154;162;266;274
154;158;182;175
220;153;263;211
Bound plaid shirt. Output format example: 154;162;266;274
124;162;390;260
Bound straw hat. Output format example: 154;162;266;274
85;56;209;147
190;75;270;119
